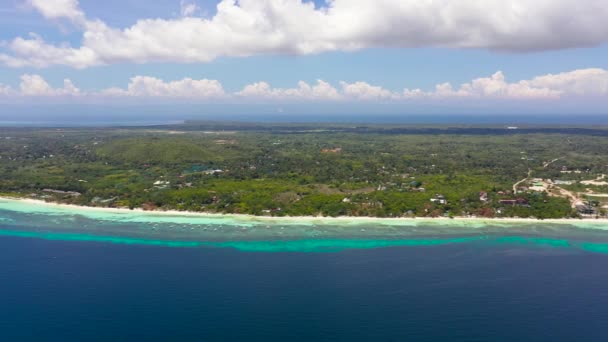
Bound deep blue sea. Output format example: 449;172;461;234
1;236;608;341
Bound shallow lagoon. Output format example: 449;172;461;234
3;201;608;340
1;198;608;253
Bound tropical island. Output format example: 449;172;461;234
1;122;608;220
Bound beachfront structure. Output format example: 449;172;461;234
479;191;488;202
499;198;529;206
203;169;224;175
576;204;596;216
42;189;81;197
431;194;447;205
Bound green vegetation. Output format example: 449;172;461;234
1;124;607;218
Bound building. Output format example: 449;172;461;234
203;169;224;175
576;204;596;216
321;147;342;153
479;191;488;202
499;198;529;206
42;189;81;197
431;194;447;205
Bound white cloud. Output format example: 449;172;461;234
100;68;608;101
19;74;80;96
340;81;398;100
0;83;12;96
180;0;200;17
528;68;608;96
431;72;561;99
3;0;608;68
404;69;608;100
26;0;85;23
3;68;608;101
102;76;225;98
237;80;340;100
0;34;98;69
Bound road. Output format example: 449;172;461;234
513;168;532;194
542;157;563;169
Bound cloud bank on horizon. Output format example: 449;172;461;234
1;68;607;102
2;0;608;68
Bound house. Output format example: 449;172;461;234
91;197;117;204
431;194;447;205
499;198;529;206
203;169;224;175
576;204;596;215
263;208;283;214
410;180;422;188
479;191;488;202
153;180;170;189
42;189;81;197
321;147;342;153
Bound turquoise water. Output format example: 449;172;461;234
4;198;608;341
1;198;608;253
2;228;608;253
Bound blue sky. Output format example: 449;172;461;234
0;0;607;119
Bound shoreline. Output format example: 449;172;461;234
2;196;608;226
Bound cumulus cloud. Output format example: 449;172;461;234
407;72;561;99
19;74;80;96
237;80;340;100
26;0;85;23
3;0;608;68
101;76;225;98
405;69;608;99
528;68;608;96
0;33;98;68
90;68;608;101
2;68;608;101
340;81;399;100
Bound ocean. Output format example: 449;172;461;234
1;199;608;341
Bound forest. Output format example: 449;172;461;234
1;123;607;219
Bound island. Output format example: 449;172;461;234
1;122;607;220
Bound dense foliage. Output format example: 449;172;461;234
2;124;607;218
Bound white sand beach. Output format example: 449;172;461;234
1;196;608;228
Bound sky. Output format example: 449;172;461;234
0;0;607;121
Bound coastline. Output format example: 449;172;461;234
3;195;608;253
2;195;608;226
